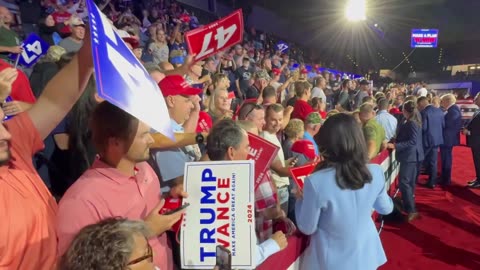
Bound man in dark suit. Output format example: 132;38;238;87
440;94;463;186
418;96;445;188
463;93;480;188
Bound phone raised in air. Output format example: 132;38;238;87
216;245;232;270
163;203;190;215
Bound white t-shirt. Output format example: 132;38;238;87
311;87;326;102
260;131;290;187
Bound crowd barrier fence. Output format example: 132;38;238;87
257;149;400;270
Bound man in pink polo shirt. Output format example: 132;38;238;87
56;102;185;270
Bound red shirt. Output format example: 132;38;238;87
318;110;327;119
389;107;401;115
196;111;213;133
51;11;72;34
0;113;58;270
292;99;314;121
0;60;36;103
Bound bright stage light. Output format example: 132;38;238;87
345;0;366;22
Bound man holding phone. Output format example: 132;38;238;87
56;102;186;270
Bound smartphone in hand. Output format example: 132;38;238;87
163;203;190;215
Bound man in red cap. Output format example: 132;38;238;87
152;75;203;196
291;139;319;166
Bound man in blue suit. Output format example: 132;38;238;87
418;96;445;188
439;94;462;186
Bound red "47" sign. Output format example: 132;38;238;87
185;9;244;62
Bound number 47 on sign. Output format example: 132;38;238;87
185;10;244;62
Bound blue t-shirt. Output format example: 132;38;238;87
303;132;319;156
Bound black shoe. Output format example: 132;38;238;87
468;181;480;189
467;179;478;186
420;183;436;189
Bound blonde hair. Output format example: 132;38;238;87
212;73;228;90
208;88;229;115
440;93;456;105
284;119;304;140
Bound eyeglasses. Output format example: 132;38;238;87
127;240;153;266
244;103;263;118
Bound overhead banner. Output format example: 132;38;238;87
411;29;439;48
10;33;49;68
289;163;316;190
85;0;173;139
247;133;279;190
185;9;244;62
181;161;256;269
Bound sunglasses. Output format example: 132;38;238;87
244;103;263;118
127;239;153;266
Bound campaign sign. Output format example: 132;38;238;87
185;9;244;62
411;29;439;48
290;163;316;190
85;0;173;139
276;41;289;53
10;34;49;68
247;133;279;190
181;161;256;269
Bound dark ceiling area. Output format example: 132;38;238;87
247;0;480;73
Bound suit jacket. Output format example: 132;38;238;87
395;120;424;163
443;105;462;147
467;110;480;148
421;105;445;148
295;164;393;270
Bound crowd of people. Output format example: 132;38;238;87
1;1;480;270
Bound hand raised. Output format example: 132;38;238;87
0;68;18;99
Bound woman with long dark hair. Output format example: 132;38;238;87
295;113;393;270
49;76;100;196
387;100;424;222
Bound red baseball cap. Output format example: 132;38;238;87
291;140;317;160
272;68;282;76
301;68;308;74
122;37;140;49
159;75;202;97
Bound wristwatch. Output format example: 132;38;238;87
195;133;205;144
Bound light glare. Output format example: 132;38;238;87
345;0;366;22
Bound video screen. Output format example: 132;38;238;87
411;29;439;48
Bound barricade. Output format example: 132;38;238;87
257;149;400;270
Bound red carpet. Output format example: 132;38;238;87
380;145;480;270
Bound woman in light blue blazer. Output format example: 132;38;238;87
295;113;394;270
